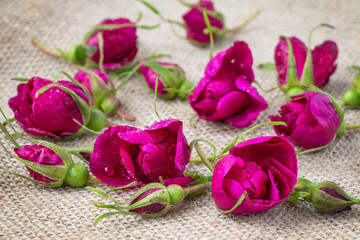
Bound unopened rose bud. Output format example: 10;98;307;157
311;181;360;213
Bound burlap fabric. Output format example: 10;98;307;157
0;0;359;239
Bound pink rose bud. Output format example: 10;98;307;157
291;178;360;213
74;69;112;107
87;179;210;222
89;119;191;187
189;41;267;127
85;18;138;69
9;77;91;139
182;0;225;45
139;61;188;100
11;142;89;188
128;184;185;215
269;91;341;149
211;136;298;215
275;29;338;93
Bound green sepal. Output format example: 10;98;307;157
311;181;360;213
299;41;314;86
143;61;180;89
60;71;93;107
279;36;300;92
77;66;115;108
216;191;247;214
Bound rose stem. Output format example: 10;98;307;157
184;182;211;196
32;37;62;57
190;152;227;163
345;123;360;129
194;143;214;172
117;109;136;121
227;10;261;34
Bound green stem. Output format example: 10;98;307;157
227;10;261;33
202;10;214;59
345;123;360;129
116;63;141;90
190;152;227;163
87;176;104;184
194;143;214;172
64;145;94;154
183;182;211;196
12;78;30;82
97;32;105;73
32;37;62;57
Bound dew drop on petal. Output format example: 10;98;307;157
104;166;115;177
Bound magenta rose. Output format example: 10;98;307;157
211;136;298;215
89;119;191;187
189;41;267;127
275;36;338;89
86;18;137;69
9;77;90;139
269;91;340;149
182;0;224;44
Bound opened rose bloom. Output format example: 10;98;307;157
89;119;191;187
182;0;224;45
86;18;137;69
189;41;267;127
9;77;90;139
275;36;338;89
211;136;298;215
269;91;340;149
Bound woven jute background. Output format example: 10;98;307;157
0;0;359;239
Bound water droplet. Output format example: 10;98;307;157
240;64;244;67
231;59;235;64
104;166;115;177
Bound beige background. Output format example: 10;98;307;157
0;0;359;239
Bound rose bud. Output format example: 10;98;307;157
74;69;113;108
87;179;210;222
311;181;360;213
291;178;360;213
211;136;298;215
182;0;225;45
83;18;137;69
0;139;89;188
269;90;343;149
73;69;134;121
89;119;191;187
189;41;268;127
139;61;188;100
9;77;91;139
274;25;338;94
140;0;259;47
